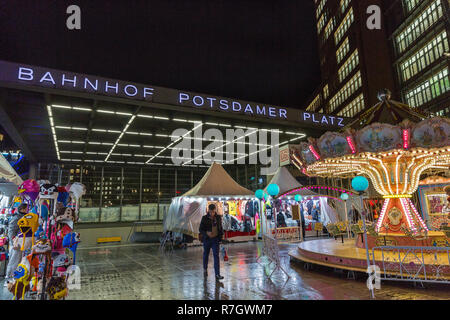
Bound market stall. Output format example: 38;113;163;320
264;166;340;235
164;162;260;243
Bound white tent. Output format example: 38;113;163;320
164;162;254;237
265;166;317;197
183;162;253;196
264;166;342;228
0;154;23;186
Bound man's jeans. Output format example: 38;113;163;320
203;237;220;276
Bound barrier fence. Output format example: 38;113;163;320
271;227;301;243
372;245;450;284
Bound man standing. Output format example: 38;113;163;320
4;203;27;286
199;203;224;281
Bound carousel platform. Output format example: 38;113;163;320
289;238;450;280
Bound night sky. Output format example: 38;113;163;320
0;0;321;109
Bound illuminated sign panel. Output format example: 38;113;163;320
0;60;348;128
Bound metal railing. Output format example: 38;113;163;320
372;245;450;284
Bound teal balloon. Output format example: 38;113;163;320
267;184;280;196
264;194;269;201
340;193;349;201
352;176;369;192
294;195;302;202
255;189;264;200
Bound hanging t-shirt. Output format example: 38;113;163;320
227;201;237;216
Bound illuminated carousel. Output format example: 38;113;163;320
288;91;450;281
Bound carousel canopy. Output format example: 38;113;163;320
183;162;253;196
265;166;317;196
344;90;426;130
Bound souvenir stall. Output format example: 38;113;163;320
164;162;260;244
264;166;340;236
289;93;450;278
5;179;85;300
417;176;450;230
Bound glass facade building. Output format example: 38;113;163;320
36;163;267;223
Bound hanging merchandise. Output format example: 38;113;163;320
10;261;32;300
18;179;40;205
46;276;68;300
57;187;70;207
227;201;237;216
7;180;85;300
53;253;71;276
16;212;39;250
63;232;80;264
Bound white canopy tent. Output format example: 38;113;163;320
0;153;23;186
164;162;254;237
264;166;339;228
265;166;317;197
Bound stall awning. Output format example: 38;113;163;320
0;153;23;186
183;162;253;196
265;166;317;196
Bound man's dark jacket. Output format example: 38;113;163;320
199;213;223;241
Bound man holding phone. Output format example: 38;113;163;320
199;203;224;281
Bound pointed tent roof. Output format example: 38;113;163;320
183;162;253;196
0;154;23;186
344;90;427;130
265;166;317;196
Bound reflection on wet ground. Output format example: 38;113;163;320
1;241;449;300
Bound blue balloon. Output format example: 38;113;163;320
295;194;302;202
255;189;264;200
352;176;369;192
267;184;280;196
340;193;349;201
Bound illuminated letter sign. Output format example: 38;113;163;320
301;112;345;128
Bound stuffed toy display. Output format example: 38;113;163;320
9;261;32;300
8;180;85;300
63;232;80;264
18;179;40;205
17;212;39;250
46;276;68;300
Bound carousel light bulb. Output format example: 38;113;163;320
309;145;321;160
376;198;390;232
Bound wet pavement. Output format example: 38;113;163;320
1;241;449;300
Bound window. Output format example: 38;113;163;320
395;0;444;54
324;17;336;41
340;0;350;13
399;31;449;82
307;94;322;112
403;0;421;13
335;7;354;45
405;67;449;108
316;0;327;19
338;49;359;82
336;37;350;65
317;12;328;34
323;84;329;100
337;94;365;118
329;71;362;112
